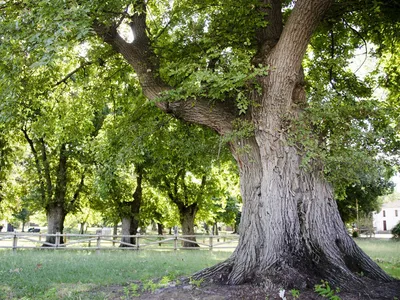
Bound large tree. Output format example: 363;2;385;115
90;0;400;290
1;0;400;294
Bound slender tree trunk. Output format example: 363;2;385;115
178;203;199;248
212;222;219;236
157;223;163;246
151;221;157;232
233;212;241;234
79;222;85;234
44;144;68;246
157;223;163;235
113;222;118;246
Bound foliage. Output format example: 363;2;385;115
145;119;236;230
336;168;394;224
392;221;400;239
290;289;300;299
314;281;341;300
189;277;204;288
0;33;117;224
12;208;31;231
289;3;400;216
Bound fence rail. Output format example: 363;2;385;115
0;232;239;252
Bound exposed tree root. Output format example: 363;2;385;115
192;256;400;299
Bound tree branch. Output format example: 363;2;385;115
93;2;236;135
269;0;333;71
53;143;68;206
40;138;53;202
54;62;93;86
69;173;85;210
21;128;46;203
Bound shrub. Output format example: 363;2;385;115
392;221;400;239
352;230;359;238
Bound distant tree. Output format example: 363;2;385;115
147;121;233;247
337;167;395;224
0;47;110;244
12;208;31;232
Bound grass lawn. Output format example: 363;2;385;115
0;250;231;299
355;238;400;279
0;239;399;299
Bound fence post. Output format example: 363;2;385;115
12;231;17;253
96;232;101;254
136;236;139;250
55;232;60;249
209;234;213;251
174;232;178;250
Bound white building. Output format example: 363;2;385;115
373;200;400;232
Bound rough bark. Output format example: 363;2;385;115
94;0;398;293
193;134;392;290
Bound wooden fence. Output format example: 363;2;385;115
0;232;239;253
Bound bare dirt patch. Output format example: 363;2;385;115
96;279;400;300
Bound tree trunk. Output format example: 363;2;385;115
157;223;163;235
120;216;137;246
157;223;163;246
113;222;118;246
45;203;66;245
194;131;393;290
120;167;143;247
178;203;199;248
79;222;85;234
44;144;68;246
212;222;218;236
192;0;394;288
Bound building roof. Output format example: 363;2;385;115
382;200;400;208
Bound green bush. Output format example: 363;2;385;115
352;230;359;238
392;222;400;239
